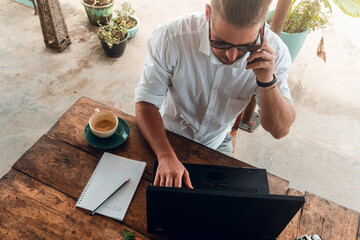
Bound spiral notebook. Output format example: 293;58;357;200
76;152;146;221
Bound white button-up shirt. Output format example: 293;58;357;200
135;12;293;150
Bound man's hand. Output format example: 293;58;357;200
246;34;276;83
244;34;296;139
154;154;193;188
135;102;193;188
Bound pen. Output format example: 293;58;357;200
90;178;131;216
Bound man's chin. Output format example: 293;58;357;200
219;58;239;65
221;59;236;65
219;55;244;65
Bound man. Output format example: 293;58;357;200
135;0;295;188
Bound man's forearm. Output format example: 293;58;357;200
135;102;176;159
259;86;296;139
135;101;193;188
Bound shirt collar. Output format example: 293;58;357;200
198;21;211;56
198;21;249;68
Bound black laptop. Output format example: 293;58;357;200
146;162;305;240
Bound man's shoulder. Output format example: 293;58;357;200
155;12;206;38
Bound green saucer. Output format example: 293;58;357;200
84;117;130;149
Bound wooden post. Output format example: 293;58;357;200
240;95;257;127
270;0;292;36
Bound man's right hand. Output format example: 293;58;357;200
135;102;194;189
154;154;193;188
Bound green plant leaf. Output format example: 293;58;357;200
123;229;136;240
322;0;332;14
333;0;360;17
281;0;331;33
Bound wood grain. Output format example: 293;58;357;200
47;97;156;181
278;188;304;240
267;172;289;195
0;169;150;240
12;134;157;238
298;191;360;240
13;134;104;198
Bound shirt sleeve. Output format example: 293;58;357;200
255;35;293;110
135;25;179;109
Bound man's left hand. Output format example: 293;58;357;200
246;34;276;83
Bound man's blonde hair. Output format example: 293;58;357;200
211;0;272;28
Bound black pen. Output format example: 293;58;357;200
90;178;131;216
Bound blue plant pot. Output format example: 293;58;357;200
266;10;309;63
111;15;140;39
279;29;309;63
81;0;115;26
127;15;140;39
13;0;36;8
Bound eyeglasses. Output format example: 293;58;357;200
208;7;265;52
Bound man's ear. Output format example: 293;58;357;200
205;4;210;22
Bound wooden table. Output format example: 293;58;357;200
1;97;359;240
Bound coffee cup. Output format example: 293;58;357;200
89;108;118;138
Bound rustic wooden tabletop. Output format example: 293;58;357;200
0;97;358;240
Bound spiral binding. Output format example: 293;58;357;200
77;155;106;204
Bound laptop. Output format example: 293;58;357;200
146;162;305;240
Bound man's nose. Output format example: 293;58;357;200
225;47;239;61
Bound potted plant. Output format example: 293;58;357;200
112;2;140;39
98;19;128;58
267;0;331;62
81;0;115;26
117;229;142;240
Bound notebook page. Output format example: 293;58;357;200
76;152;146;221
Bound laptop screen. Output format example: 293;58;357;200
146;162;305;239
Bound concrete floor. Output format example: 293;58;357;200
1;0;359;212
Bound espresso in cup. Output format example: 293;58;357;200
94;119;116;132
89;109;118;138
